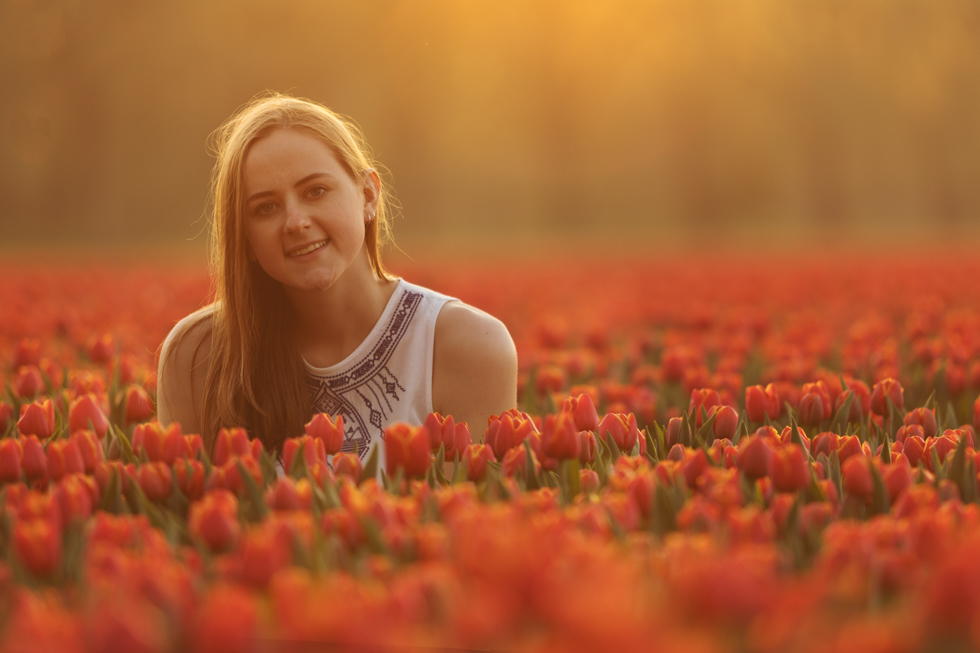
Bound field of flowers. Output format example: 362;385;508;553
2;253;980;652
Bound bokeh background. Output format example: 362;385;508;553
2;0;979;262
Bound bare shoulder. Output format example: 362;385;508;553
432;301;517;432
157;305;216;432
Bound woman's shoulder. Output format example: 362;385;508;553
162;305;217;361
157;305;217;430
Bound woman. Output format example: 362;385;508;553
157;93;517;466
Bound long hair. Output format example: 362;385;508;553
167;92;394;457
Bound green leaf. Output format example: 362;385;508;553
235;459;268;522
651;484;677;537
830;391;854;434
869;462;890;516
946;402;959;432
288;442;309;480
922;389;936;411
644;428;658;464
963;457;979;504
259;447;279;486
606;430;623;462
113;424;138;465
452;453;466;484
524;443;540;491
734;412;748;445
359;442;380;484
695;411;717;448
434;443;448;486
166;465;191;518
932;447;944;481
947;434;969;499
830;450;843;500
880;432;891;465
563;458;581;502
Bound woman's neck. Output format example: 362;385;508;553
284;254;399;369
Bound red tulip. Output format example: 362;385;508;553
771;445;809;493
268;476;313;511
176;459;206;500
689;388;721;427
47;439;84;481
842;456;873;503
463;444;496;482
0;438;23;482
562;393;600;432
597;412;640;452
745;383;781;423
14;338;41;368
14;518;62;577
836;435;863;464
123;384;155;425
12;365;45;398
283;435;327;473
797;391;827;426
68;393;108;438
18;399;56;438
542;411;581;460
905;407;938;440
665;416;689;448
895;423;924;444
903;435;926;468
882;463;912;503
133;421;184;464
579;469;600;494
21;435;48;482
484;410;537;460
385;422;430;479
578;430;597;465
833;389;865;423
332;452;363;481
139;461;174;502
189;490;241;552
870;378;904;415
501;443;539;478
710;405;739;441
0;401;14;433
305;412;345;455
738;436;773;480
54;473;95;528
811;432;839;458
212;427;252;466
87;333;115;364
71;430;103;473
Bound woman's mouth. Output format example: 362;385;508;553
288;240;328;257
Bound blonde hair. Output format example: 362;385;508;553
171;92;394;456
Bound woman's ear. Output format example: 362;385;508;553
362;168;381;219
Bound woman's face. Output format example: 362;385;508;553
241;128;378;294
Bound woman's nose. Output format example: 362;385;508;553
283;200;312;233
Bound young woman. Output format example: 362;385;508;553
157;93;517;466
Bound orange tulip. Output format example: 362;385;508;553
305;412;345;455
463;444;496;482
17;399;55;438
68;393;108;438
14;518;62;577
0;438;23;482
385;422;430;479
189;490;241;553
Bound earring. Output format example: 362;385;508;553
366;213;374;223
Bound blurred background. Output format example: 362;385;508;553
1;0;979;263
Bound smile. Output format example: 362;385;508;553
288;240;328;257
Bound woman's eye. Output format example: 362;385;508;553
308;186;325;198
256;202;276;215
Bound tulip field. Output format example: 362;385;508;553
3;253;980;652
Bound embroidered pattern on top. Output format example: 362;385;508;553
306;289;422;458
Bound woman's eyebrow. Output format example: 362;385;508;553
246;172;335;203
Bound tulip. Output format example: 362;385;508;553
903;435;926;468
800;502;835;534
870;378;904;415
895;423;924;444
974;395;980;434
579;469;600;494
842;456;873;503
385;422;430;478
421;412;455;455
738;436;772;480
183;434;204;459
176;459;206;500
0;401;13;433
542;411;581;460
54;473;94;528
305;412;345;455
213;427;252;466
123;384;155;425
689;388;720;427
190;584;258;653
883;463;912;503
779;425;811;452
578;430;596;465
68;393;108;438
47;439;84;481
0;438;23;482
771;445;809;493
484;410;537;460
12;365;45;398
665;416;689;448
71;430;103;473
745;384;780;423
332;452;363;481
562;393;600;432
905;407;938;440
836;435;863;464
17;399;55;438
811;432;839;458
833;389;865;423
283;435;327;473
21;435;48;482
501;443;540;478
14;338;41;368
597;412;640;452
208;456;264;495
447;422;473;462
14;518;62;577
463;444;496;482
710;405;739;441
139;461;174;501
797;391;827;426
87;333;115;363
189;490;241;552
95;461;131;494
268;477;313;511
133;421;184;464
240;521;292;588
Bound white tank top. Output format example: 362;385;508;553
303;279;457;469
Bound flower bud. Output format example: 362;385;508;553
21;435;48;482
213;427;252;466
12;365;45;399
17;400;55;439
71;430;103;473
689;388;720;427
305;412;344;455
542;411;581;460
905;407;937;440
710;405;739;441
463;444;496;482
332;452;363;481
771;445;809;493
176;459;205;500
68;393;108;438
139;461;173;502
562;393;600;432
484;410;536;460
47;439;84;481
123;384;154;426
189;490;241;552
14;519;62;578
870;378;904;415
385;423;430;479
597;412;640;452
738;436;773;480
0;438;23;482
283;435;327;473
